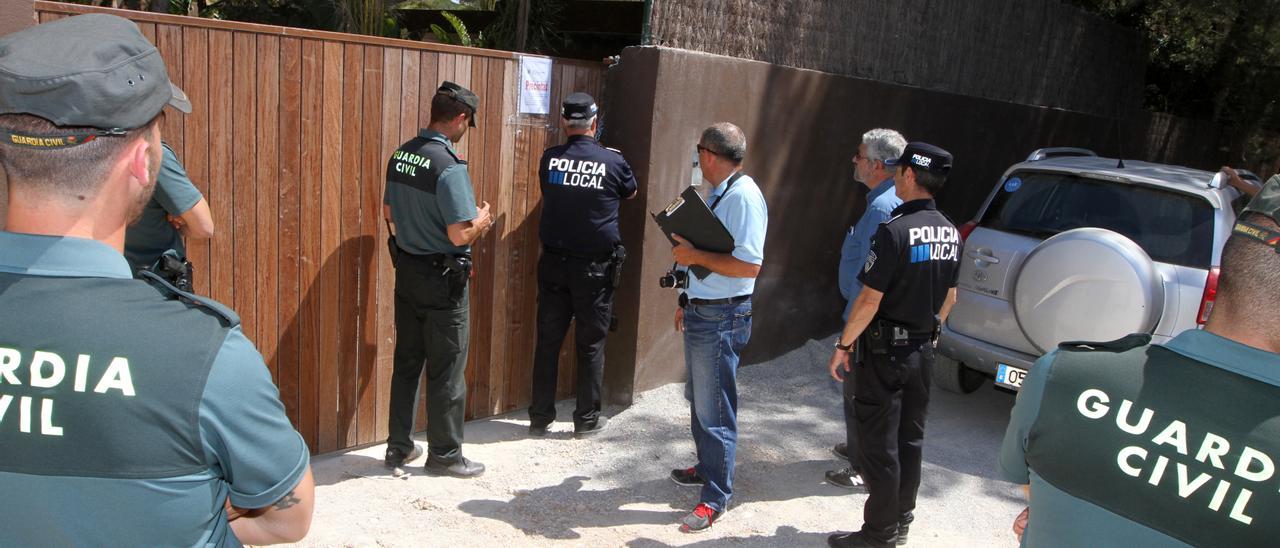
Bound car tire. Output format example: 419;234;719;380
933;353;985;394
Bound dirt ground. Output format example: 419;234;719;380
291;335;1024;547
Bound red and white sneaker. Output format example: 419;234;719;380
679;502;722;533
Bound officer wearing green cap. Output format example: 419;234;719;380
997;177;1280;546
0;13;313;546
382;80;492;477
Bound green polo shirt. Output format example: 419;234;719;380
383;129;478;255
124;143;205;270
0;231;309;547
1000;329;1280;547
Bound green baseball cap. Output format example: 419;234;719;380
1233;174;1280;251
0;13;190;148
437;81;478;127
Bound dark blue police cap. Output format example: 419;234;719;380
562;92;598;120
885;141;953;175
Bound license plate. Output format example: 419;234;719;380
995;363;1028;391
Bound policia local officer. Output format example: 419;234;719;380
826;142;960;548
528;92;638;437
383;81;493;478
0;14;314;545
998;179;1280;545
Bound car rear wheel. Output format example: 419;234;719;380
933;353;986;394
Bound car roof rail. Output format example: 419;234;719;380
1025;147;1098;162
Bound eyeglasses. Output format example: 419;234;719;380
696;144;720;157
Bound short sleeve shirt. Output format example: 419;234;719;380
383;130;478;255
684;173;768;300
0;231;309;547
999;329;1280;547
857;199;960;334
538;135;638;254
123;143;204;270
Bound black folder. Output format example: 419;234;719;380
651;185;736;280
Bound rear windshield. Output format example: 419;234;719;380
980;171;1214;268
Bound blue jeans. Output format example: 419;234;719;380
682;299;752;512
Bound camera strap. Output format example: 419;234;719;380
709;171;745;212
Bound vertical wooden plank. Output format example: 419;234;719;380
464;55;490;419
317;40;344;454
487;57;517;414
298;38;325;451
336;42;365;450
156;24;184;154
278;36;304;431
181;26;211;295
207;30;235;308
502;59;534;412
137;22;156;45
355;44;385;446
231;31;258;345
256;34;281;383
374;47;413;443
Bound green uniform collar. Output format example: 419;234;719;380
0;231;133;279
418;129;455;151
1162;329;1280;386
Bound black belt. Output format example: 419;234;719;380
681;294;750;307
543;245;612;262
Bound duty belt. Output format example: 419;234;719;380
543;245;613;262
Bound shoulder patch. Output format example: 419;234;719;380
138;270;241;328
1058;333;1151;352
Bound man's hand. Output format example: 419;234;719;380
476;201;494;233
671;234;702;266
674;307;684;332
1013;506;1029;541
828;348;850;382
167;213;185;231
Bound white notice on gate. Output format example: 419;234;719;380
518;55;552;115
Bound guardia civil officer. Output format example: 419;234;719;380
0;14;313;545
383;81;493;478
123;142;214;291
528;92;638;438
998;179;1280;546
826;142;961;548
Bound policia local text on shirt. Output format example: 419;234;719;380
826;142;961;548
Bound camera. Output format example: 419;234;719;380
658;269;688;289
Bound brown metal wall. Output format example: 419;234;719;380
32;2;606;454
605;46;1228;391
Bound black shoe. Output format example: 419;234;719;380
423;454;485;478
670;466;704;487
528;422;549;437
824;466;866;490
828;531;895;548
833;442;850;461
384;444;423;468
574;416;609;438
897;514;913;546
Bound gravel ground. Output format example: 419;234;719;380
293;334;1025;547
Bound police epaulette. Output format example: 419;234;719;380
605;146;623;154
137;270;241;328
427;138;466;165
1058;333;1151;352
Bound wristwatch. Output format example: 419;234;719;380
834;339;854;352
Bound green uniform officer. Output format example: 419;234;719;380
0;14;314;546
382;81;493;478
999;177;1280;546
124;142;214;290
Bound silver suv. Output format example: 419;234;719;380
934;148;1248;393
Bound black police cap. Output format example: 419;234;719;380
562;92;598;120
885;141;953;175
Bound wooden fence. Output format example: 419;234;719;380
34;2;606;454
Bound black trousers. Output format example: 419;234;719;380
842;357;859;466
529;251;613;427
855;341;933;542
387;254;469;460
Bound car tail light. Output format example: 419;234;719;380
1197;267;1220;325
959;221;978;243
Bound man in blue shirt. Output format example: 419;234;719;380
827;129;905;489
998;178;1280;547
0;14;313;546
667;122;768;533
